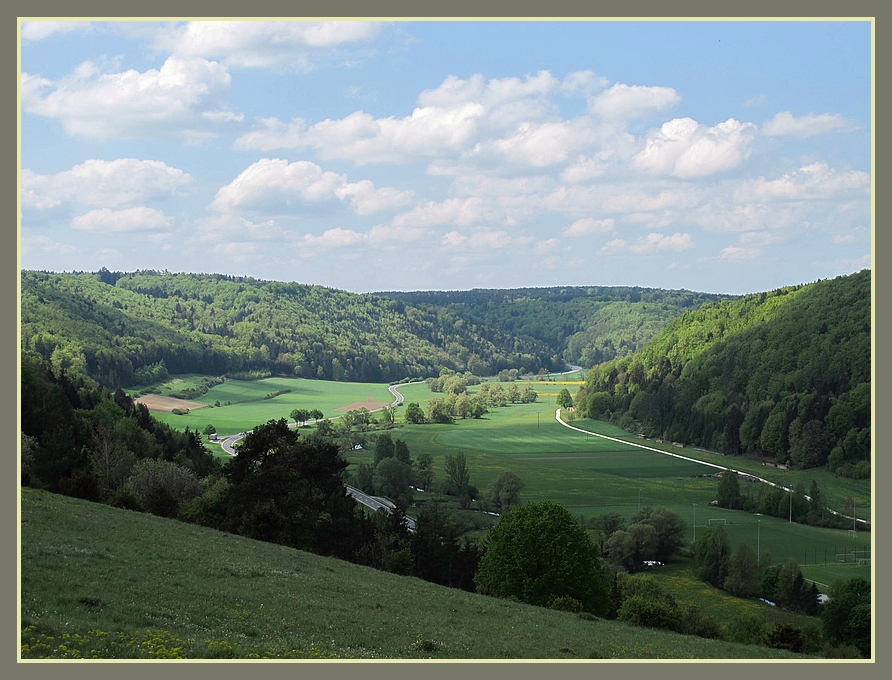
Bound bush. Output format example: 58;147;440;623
121;458;203;518
617;595;681;631
550;596;584;613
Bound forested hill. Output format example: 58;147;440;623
20;270;558;388
577;270;871;475
378;286;727;367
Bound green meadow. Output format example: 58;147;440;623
143;375;870;582
20;488;810;660
146;376;395;435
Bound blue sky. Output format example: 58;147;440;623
20;20;871;294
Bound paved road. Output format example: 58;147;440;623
345;485;417;532
217;381;424;456
554;408;869;527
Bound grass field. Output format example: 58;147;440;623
19;488;810;660
147;376;394;435
144;375;870;581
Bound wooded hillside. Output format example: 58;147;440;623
577;270;871;475
380;286;727;367
20;270;558;387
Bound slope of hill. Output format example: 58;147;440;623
577;270;871;475
20;270;557;388
19;488;808;660
379;286;728;368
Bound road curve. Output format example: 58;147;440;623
554;408;868;526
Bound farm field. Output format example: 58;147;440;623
146;376;395;435
145;375;870;580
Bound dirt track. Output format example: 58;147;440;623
134;394;206;412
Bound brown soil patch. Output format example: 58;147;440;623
134;394;207;412
334;398;392;412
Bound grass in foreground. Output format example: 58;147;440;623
20;489;810;660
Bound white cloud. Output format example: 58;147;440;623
718;245;762;261
209;158;412;215
629;232;695;254
743;94;766;107
22;159;192;210
590;83;680;119
601;238;628;252
392;198;483;229
493;120;583;167
734;162;870;202
190;214;284;241
22;56;241;141
303;227;366;248
71;207;173;232
761;111;856;138
21;21;91;41
20;234;79;256
832;234;857;245
153;21;382;71
634;117;756;178
562;218;615;237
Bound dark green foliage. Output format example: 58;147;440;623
22;270;559;387
474;501;610;616
484;470;525;513
723;542;761;597
20;351;220;498
716;468;741;509
821;577;870;657
409;508;481;591
381;285;726;368
222;419;366;559
693;524;731;588
579;271;870;471
443;452;470;498
373;433;395;465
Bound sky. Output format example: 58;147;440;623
19;20;872;295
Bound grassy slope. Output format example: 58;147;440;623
19;488;808;660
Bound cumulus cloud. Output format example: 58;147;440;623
562;218;615;237
718;245;762;261
22;159;192;210
22;56;241;141
20;234;79;256
761;111;856;138
235;70;596;164
153;21;382;71
190;214;284;241
392;198;484;229
21;21;91;41
634;117;755;178
590;83;680;119
209;158;412;215
71;207;173;232
629;232;694;254
734;162;870;202
832;234;857;245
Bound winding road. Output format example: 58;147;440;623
554;408;868;527
215;382;423;527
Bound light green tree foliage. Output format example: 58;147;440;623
404;402;425;424
485;470;525;513
474;500;609;615
556;388;574;409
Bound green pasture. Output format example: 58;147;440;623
149;375;870;576
148;376;395;435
